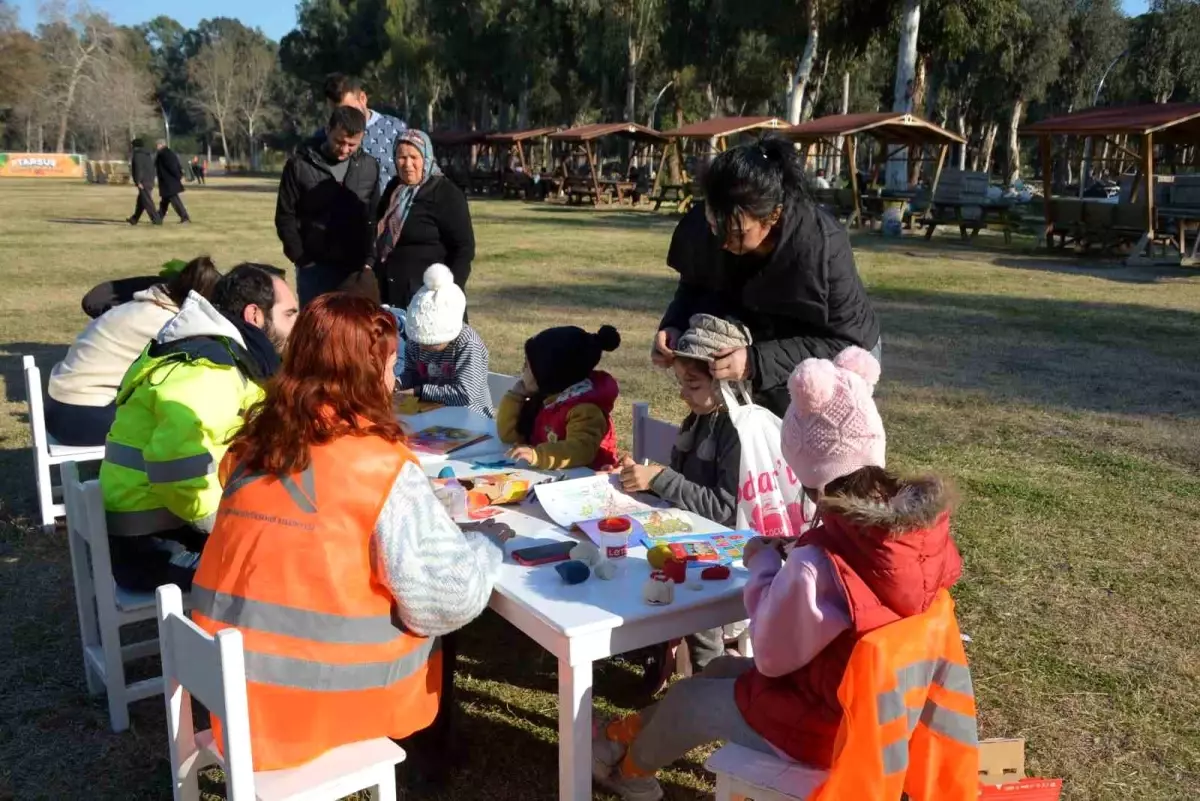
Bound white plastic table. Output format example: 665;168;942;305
405;408;751;801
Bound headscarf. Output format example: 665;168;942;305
376;129;443;264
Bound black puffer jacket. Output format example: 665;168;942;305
660;202;880;416
131;147;156;189
274;139;380;273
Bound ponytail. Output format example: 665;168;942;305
703;135;812;242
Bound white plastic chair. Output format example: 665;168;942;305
156;584;406;801
706;742;827;801
24;355;106;531
62;461;166;732
487;371;519;409
631;401;679;465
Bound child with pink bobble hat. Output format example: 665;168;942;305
592;347;963;801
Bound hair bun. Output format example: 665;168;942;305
422;263;455;290
789;359;838;413
833;346;880;390
595;325;621;353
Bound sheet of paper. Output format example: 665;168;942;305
533;474;656;529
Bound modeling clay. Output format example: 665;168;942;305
661;558;687;585
701;565;731;581
594;561;618;581
570;541;602;567
647;544;673;570
437;466;456;479
643;574;675;605
555;560;591;584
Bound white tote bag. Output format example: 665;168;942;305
721;382;815;538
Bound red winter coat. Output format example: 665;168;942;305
734;475;962;768
533;370;619;469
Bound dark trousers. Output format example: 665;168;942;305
158;193;190;222
44;396;116;446
109;526;207;593
393;632;458;788
296;263;348;307
130;186;162;224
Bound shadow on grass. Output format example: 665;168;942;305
513;204;680;232
473;270;678;316
1;341;70;406
193;182;279;194
47;217;130;226
875;287;1200;418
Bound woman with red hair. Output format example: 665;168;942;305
190;293;507;774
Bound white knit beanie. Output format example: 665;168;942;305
406;264;465;345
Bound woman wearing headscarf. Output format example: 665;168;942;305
376;130;476;311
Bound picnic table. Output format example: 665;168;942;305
919;200;1020;244
1155;206;1200;265
650;183;703;213
400;406;751;801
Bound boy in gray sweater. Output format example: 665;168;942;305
618;315;749;687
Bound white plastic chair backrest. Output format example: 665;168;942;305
23;355;48;451
61;463;120;597
632;402;679;465
487;372;519;409
157;583;257;801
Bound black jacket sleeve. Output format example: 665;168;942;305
364;160;382;268
81;275;161;319
660;204;715;332
436;180;475;287
274;160;306;266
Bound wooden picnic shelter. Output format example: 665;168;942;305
548;122;666;205
653;116;791;210
784;112;966;229
479;126;560;196
429;129;493;192
1021;103;1200;262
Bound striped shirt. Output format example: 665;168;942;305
398;324;492;417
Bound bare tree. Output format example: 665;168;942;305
75;30;156;156
787;0;820;125
189;34;240;159
237;35;278;169
886;0;921;189
618;0;660;123
37;2;116;152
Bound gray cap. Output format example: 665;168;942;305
671;314;752;362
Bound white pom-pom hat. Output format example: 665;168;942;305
405;264;465;345
781;347;886;490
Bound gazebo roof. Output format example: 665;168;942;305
1020;103;1200;143
785;112;966;146
664;116;791;139
549;122;666;143
486;127;561;144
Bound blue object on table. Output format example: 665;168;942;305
555;560;591;585
437;466;455;479
472;458;515;469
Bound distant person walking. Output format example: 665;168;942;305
154;140;191;223
324;73;406;192
127;139;162;226
191;156;207;185
275;105;380;306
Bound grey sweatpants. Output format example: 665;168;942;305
628;656;778;772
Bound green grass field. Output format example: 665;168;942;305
1;177;1198;801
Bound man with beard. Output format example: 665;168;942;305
100;263;299;593
275;105;380;306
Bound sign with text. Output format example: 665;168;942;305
0;153;86;179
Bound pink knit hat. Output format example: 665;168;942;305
781;347;886;490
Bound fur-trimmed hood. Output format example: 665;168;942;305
820;474;954;533
806;475;962;627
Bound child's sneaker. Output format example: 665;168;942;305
596;768;664;801
592;715;626;781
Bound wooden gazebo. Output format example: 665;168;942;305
652;116;791;210
784;112;966;227
429;129;493;192
1021;103;1200;261
548;122;666;205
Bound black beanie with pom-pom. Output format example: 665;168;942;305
525;325;621;396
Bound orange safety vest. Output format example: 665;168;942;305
811;589;979;801
191;434;441;772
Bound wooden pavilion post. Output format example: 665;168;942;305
585;140;602;207
1143;131;1155;242
929;143;948;210
847;136;862;228
1040;135;1053;247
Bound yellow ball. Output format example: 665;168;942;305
647;544;674;570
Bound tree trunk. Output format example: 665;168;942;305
804;51;830;123
886;0;921;189
1006;97;1025;186
625;31;638;123
217;119;229;163
956;110;969;170
832;70;850;178
787;0;820;125
981;122;999;175
248;118;257;170
519;74;531;130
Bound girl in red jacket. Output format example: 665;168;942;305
593;347;963;801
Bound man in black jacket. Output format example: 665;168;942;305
275;105;380;306
155;140;191;223
127;139;162;226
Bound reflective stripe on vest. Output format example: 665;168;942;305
192;586;405;645
106;507;213;537
243;637;439;692
877;657;978;775
106;441;216;484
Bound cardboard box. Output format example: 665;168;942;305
979;738;1063;800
